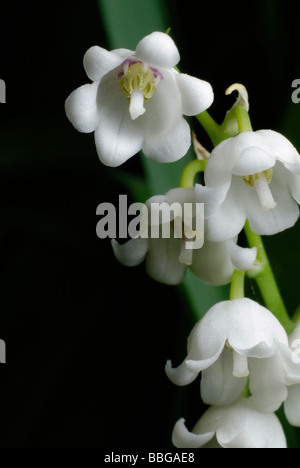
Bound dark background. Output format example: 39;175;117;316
0;0;300;448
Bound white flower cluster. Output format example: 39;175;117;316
167;299;300;448
112;187;257;286
65;31;300;448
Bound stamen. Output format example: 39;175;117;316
242;168;273;187
119;60;162;120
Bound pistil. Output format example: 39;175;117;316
242;169;276;210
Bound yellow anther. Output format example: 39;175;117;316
119;62;158;101
242;168;273;187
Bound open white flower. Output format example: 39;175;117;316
65;31;213;167
112;188;256;286
172;398;286;448
166;298;288;410
195;130;300;241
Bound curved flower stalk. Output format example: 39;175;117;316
195;130;300;241
166;298;289;411
112;188;256;286
172;398;286;449
65;31;214;167
225;83;249;112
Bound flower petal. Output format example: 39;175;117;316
65;82;99;133
226;239;257;271
111;238;148;267
288;172;300;204
164;187;195;205
204;133;255;187
193;399;286;449
245;164;299;235
144;71;181;130
248;355;288;412
204;181;247;242
284;385;300;426
279;341;300;385
233;146;276;176
94;70;144;167
172;418;214;448
142;72;191;162
194;182;230;218
257;129;300;166
142;117;191;163
146;237;186;284
224;299;287;352
165;360;199;386
175;74;214;116
190;239;234;286
185;344;225;373
201;348;247;406
83;46;132;82
190;299;287;361
135;31;180;68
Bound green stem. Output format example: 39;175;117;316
195;111;223;147
179;159;207;188
233;106;253;133
229;269;245;300
195;106;252;149
242;380;250;398
244;220;294;334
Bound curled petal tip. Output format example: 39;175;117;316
165;359;199;386
225;83;249;112
172;418;215;448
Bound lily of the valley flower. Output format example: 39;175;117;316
65;32;214;167
166;298;288;410
172;398;287;449
195;130;300;241
112;188;256;286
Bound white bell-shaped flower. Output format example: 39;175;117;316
112;188;256;286
172;398;286;448
166;298;288;410
65;32;214;167
195;130;300;241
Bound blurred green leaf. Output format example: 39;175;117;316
97;0;169;50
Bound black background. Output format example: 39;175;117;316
0;0;300;448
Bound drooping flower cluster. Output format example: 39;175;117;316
66;31;300;448
166;299;300;448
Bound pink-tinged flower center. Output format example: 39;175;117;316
118;59;163;120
